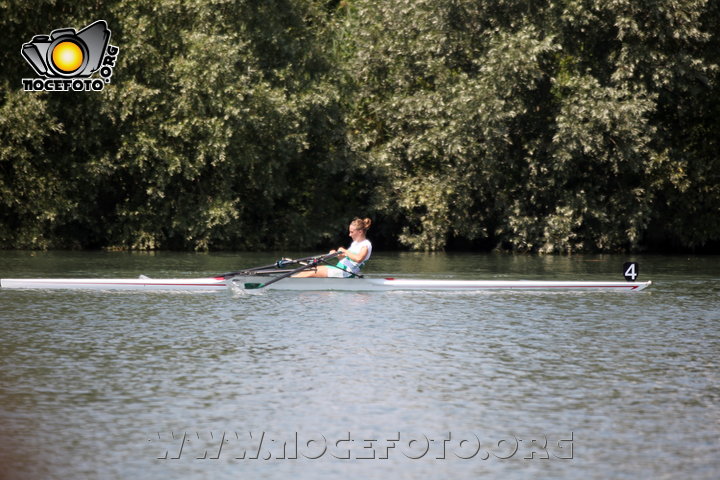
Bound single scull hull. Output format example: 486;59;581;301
0;276;652;292
234;277;652;291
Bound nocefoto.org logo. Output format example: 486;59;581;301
21;20;119;92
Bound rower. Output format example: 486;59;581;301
294;218;372;278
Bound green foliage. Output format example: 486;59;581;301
0;86;63;248
340;0;720;252
1;0;359;250
0;0;718;251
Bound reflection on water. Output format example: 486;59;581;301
1;251;719;479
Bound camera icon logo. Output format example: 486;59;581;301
21;20;119;92
22;20;111;78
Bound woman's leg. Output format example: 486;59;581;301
293;265;329;278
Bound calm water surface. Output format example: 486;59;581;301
0;251;718;479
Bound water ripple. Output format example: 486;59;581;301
1;253;718;479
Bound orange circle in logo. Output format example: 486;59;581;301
52;41;83;73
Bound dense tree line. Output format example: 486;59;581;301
1;0;718;252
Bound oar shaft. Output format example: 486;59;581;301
244;252;340;289
221;254;323;278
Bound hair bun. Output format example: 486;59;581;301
351;217;372;231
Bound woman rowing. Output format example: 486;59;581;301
295;218;372;278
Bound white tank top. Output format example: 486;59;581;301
338;239;372;275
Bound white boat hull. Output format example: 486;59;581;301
234;277;652;291
1;276;652;292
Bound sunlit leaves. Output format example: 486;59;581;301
0;0;718;252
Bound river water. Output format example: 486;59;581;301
0;251;718;479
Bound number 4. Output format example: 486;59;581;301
623;262;638;281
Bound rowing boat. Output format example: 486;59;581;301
0;276;652;291
235;277;652;291
0;256;651;292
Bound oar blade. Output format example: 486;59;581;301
243;283;264;289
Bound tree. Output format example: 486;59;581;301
338;0;720;252
1;0;360;250
1;0;718;252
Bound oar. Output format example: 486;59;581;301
243;252;340;289
220;254;323;279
